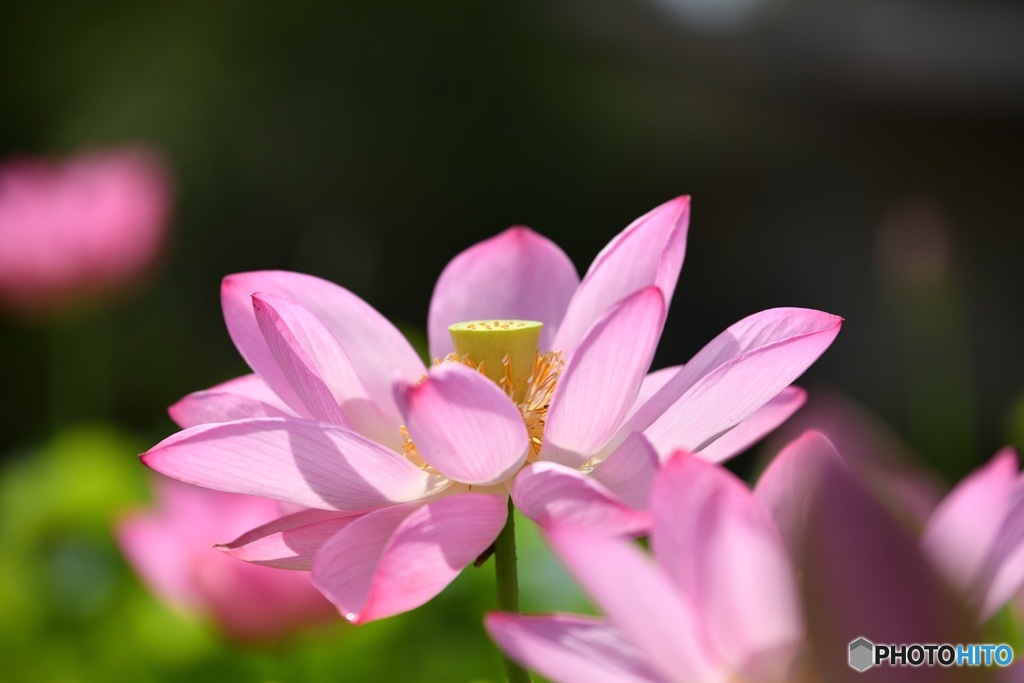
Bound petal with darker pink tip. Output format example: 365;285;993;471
313;493;507;623
253;292;404;449
753;431;846;557
545;525;719;682
696;386;806;463
512;462;651;536
553;196;689;355
651;452;803;675
427;227;579;359
485;613;664;683
540;287;665;468
222;271;425;426
395;363;528;485
619;307;842;458
589;432;659;510
142;417;449;512
921;448;1019;600
219;508;360;569
169;374;294;428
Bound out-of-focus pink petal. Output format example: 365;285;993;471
512;462;651;536
219;508;359;569
168;374;294;428
252;292;403;449
696;386;806;463
553;196;689;355
395;363;528;485
753;431;846;557
541;287;665;467
921;448;1019;600
116;478;335;641
620;308;842;458
427;227;579;358
484;613;665;683
222;270;425;426
798;458;971;681
313;493;507;623
978;482;1024;622
653;453;803;676
545;525;719;682
142;418;449;512
589;432;659;510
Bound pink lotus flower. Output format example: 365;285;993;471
0;146;171;315
142;196;841;623
117;477;336;641
486;449;806;682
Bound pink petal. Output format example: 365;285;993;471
252;292;349;426
219;508;360;569
977;480;1024;622
168;374;294;428
753;431;846;557
395;363;528;485
511;462;651;536
797;458;971;678
222;271;425;427
540;287;665;467
485;613;665;683
313;493;507;623
621;307;842;458
553;196;689;355
427;227;579;359
696;386;806;463
545;525;720;682
253;292;403;449
650;452;803;673
142;418;449;512
920;448;1019;599
632;365;682;413
589;432;660;510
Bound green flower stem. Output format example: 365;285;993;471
494;497;532;683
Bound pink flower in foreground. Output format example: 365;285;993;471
0;146;171;315
117;477;336;641
487;450;806;683
757;433;1018;682
142;196;841;623
920;447;1024;624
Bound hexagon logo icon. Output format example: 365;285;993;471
849;637;875;672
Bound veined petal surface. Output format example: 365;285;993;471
142;418;449;512
512;461;651;536
620;307;841;458
253;292;403;449
553;196;689;355
219;507;360;570
695;386;806;463
313;493;507;623
395;363;529;486
222;270;425;427
427;227;579;358
540;287;664;467
169;374;294;428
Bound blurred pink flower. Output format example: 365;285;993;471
487;450;805;683
142;196;841;623
757;433;1014;682
921;447;1024;624
0;146;171;315
117;477;336;641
